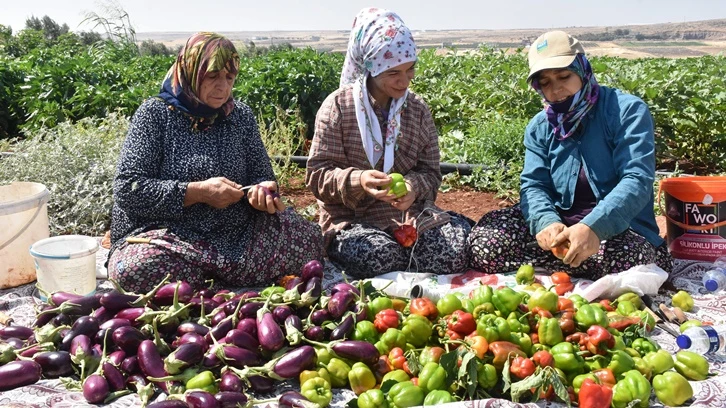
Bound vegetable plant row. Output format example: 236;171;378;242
0;262;711;408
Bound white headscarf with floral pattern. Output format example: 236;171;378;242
340;8;417;173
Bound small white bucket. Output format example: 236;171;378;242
30;235;98;297
0;182;50;288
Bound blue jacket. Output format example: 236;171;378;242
520;86;664;247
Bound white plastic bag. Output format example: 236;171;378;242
576;263;668;301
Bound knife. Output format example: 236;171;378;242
641;295;681;338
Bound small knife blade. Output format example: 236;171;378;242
641;295;681;338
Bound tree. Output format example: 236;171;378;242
24;15;69;41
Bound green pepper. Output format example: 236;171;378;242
575;303;608;330
508;332;532;356
571;373;598;395
401;314;432;347
476;362;498;389
353;320;379;344
674;350;710;380
653;371;693;407
475;315;510;343
387;380;425;408
375;328;407;355
324;357;351;388
527;288;558;313
368;297;394;320
671;290;694;312
623;347;641;358
631;356;652;381
381;369;410;384
419;346;445;366
260;285;285;298
607;350;635;377
417;362;446;394
616;300;637;316
585;355;607;371
185;370;216;392
472;302;496;319
680;319;702;333
460;298;476;314
568;294;588;310
506;312;529;334
300;377;332;407
348;362;376;395
515;264;535;285
436;294;462;316
469;285;493;307
611;370;651;408
616;292;643;309
642;349;674;375
316;347;332;367
300;367;331;387
629;310;655;331
612;334;626;351
531;343;551;353
423;390;454;406
538;316;564;346
492;287;522;315
551;341;585;373
358;388;389;408
631;337;658;356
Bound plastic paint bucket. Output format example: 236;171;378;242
29;235;98;298
0;182;50;289
659;176;726;262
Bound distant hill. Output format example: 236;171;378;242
137;18;726;58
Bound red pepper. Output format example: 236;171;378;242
409;298;438;321
598;299;615;312
509;355;536;379
532;350;555;368
446;310;476;335
591;368;616;388
554;282;575;296
446;329;463;341
488;341;527;369
388;347;406;370
607;315;641;331
586;325;614;351
578;378;613;408
557;297;575;312
393;225;417;247
530;306;553;319
550;272;571;285
374;309;399;333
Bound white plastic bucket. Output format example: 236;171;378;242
0;182;50;289
29;235;98;297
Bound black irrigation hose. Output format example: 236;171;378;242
273;156;485;176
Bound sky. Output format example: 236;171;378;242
3;0;726;33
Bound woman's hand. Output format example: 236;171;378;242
536;222;565;250
390;181;416;211
247;181;285;214
361;170;395;200
552;223;601;267
185;177;244;208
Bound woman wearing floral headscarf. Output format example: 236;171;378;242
109;32;323;292
468;31;672;279
306;8;472;278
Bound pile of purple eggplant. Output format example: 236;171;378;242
0;259;380;408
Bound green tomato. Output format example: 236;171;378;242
436;294;462;316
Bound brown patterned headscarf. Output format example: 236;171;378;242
157;32;240;129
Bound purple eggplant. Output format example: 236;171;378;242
99;318;132;331
112;326;146;355
327;291;355;319
33;351;73;378
224;329;259;351
300;260;324;281
138;339;173;393
217;345;262;369
330;314;355;341
353;303;367;322
83;373;110;404
5;337;24;349
91;306;114;323
177;322;209;337
0;360;42;390
70;334;93;361
236;318;257;337
102;361;126;391
95;328;115;351
126;373;148;390
273;345;316;378
219;371;243;392
153;281;194;307
196;288;215;299
222;299;242;317
285;315;303;332
121;355;140;375
239;302;263;319
186;391;220;408
284;315;304;345
256;302;285;352
278;391;314;408
51;313;72;327
164;342;204;374
303;277;322;299
310;309;331;326
247;375;275;393
330;282;360;296
239;291;259;300
211;311;227;327
0;325;33;340
108;350;126;366
331;340;380;366
215;391;249;408
206;317;234;343
100;291;140;312
41;293;102;318
59;316;99;351
113;307;146;326
304;326;325;342
173;332;208;352
32;305;56;328
189;297;218;316
147;401;190;408
284;277;305;293
49;291;84;306
272;305;293;324
212;290;232;305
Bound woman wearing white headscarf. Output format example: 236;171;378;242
306;7;472;278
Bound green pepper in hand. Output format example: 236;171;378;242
386;173;408;198
300;377;333;407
